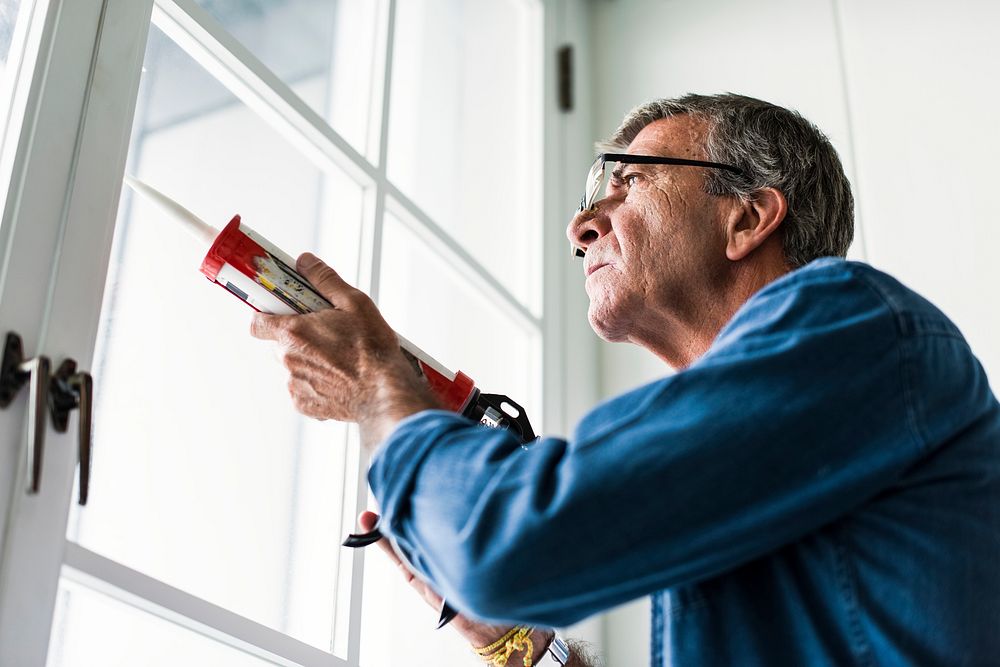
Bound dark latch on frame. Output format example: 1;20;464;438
0;331;94;505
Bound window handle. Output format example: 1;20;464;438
0;332;52;495
50;360;94;505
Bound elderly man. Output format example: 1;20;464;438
251;94;1000;666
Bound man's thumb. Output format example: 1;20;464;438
297;252;348;299
297;252;321;272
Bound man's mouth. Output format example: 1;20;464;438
586;263;610;277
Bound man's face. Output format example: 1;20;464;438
567;116;735;343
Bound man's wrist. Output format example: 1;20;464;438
470;627;580;667
527;628;556;664
534;630;570;665
357;359;441;454
357;401;434;455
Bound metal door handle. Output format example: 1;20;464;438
22;356;51;495
72;372;93;505
0;332;52;494
1;334;96;503
50;359;95;505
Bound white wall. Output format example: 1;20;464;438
580;0;1000;664
836;0;1000;380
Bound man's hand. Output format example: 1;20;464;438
249;253;440;451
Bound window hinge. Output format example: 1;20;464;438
557;44;573;112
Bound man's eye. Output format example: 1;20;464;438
624;174;640;188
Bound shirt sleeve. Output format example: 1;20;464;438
367;263;930;627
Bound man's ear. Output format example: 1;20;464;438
725;187;787;261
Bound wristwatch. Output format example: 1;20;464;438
537;633;570;665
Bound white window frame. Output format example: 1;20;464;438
0;0;595;665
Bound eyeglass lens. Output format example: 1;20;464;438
582;157;606;211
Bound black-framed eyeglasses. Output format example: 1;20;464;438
579;152;745;212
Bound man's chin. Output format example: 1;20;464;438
587;306;629;343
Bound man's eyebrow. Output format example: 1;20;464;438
611;162;654;179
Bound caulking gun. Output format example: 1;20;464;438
124;176;537;628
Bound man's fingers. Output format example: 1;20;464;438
249;312;286;341
358;512;445;608
358;510;379;532
297;252;355;305
358;511;406;566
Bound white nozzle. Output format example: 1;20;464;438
124;175;219;247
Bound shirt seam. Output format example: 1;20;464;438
851;268;930;453
834;527;875;667
899;338;931;451
651;592;663;667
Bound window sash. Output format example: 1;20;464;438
0;0;560;664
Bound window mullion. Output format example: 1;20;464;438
361;0;394;304
542;0;599;436
346;0;396;663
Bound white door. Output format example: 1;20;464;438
0;0;560;665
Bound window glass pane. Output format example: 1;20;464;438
65;27;364;652
0;1;23;65
47;579;278;667
193;0;382;157
363;211;541;667
361;215;541;667
387;0;541;313
360;551;482;667
377;208;541;433
0;0;32;216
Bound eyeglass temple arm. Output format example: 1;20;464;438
599;152;744;175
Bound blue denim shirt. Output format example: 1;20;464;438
369;259;1000;666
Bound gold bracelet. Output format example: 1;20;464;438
474;625;535;667
474;626;522;656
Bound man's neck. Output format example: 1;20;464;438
632;258;791;370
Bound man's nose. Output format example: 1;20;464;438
566;204;611;256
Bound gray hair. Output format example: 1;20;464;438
601;93;854;268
